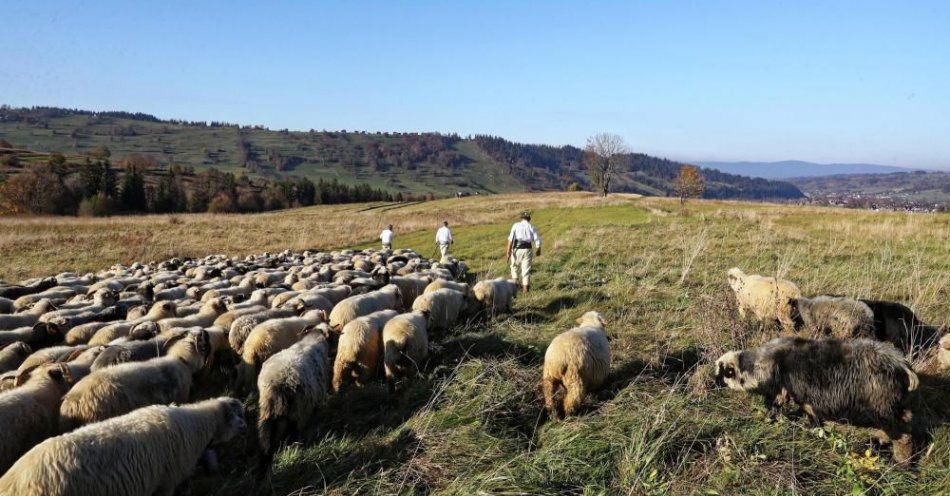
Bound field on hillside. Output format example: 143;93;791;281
2;192;949;495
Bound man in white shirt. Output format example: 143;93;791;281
380;224;395;250
435;221;453;258
506;211;541;292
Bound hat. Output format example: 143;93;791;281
520;211;531;220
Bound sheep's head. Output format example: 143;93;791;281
212;397;247;444
130;321;161;341
576;311;607;329
714;351;760;391
205;298;227;315
726;268;745;292
787;298;805;327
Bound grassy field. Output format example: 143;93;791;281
3;192;949;495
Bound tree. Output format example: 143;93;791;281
118;166;147;212
673;165;705;204
89;145;111;160
584;133;628;197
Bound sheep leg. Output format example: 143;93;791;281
542;377;561;419
562;378;586;417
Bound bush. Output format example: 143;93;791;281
207;192;238;213
566;182;582;192
77;193;115;217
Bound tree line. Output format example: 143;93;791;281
0;153;398;216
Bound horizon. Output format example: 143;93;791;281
2;1;948;169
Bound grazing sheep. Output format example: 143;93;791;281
0;299;57;331
727;268;802;330
90;330;190;371
389;276;430;309
213;305;268;330
157;298;227;332
333;309;398;391
0;296;13;314
411;288;468;333
328;284;402;332
46;306;123;334
312;285;352;305
423;279;469;295
542;311;610;419
241;310;329;375
382;311;428;392
0;277;57;299
87;301;178;346
64;321;112;345
0;397;246;496
13;287;77;311
17;344;89;372
284;293;334;315
125;305;148;320
0;362;89;473
0;342;32;373
202;278;255;302
715;337;918;464
59;330;211;431
256;327;330;462
938;334;950;370
38;289;118;323
229;308;296;354
472;278;519;314
860;299;944;354
0;321;64;348
789;296;875;339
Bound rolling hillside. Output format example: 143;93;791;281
698;160;919;179
0;106;803;200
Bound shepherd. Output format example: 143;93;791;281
380;224;395;250
435;221;453;258
506;211;541;293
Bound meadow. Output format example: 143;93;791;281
2;192;948;495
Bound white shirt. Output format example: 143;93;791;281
435;226;453;244
508;220;541;248
380;229;394;244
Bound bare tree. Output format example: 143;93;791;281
584;133;628;197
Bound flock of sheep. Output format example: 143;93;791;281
0;248;520;495
0;249;946;494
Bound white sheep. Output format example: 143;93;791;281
727;267;802;330
382;311;428;392
228;308;296;354
212;304;268;330
0;342;32;373
472;278;519;314
333;309;398;391
59;330;211;431
256;327;330;459
0;397;247;496
542;311;610;419
241;310;328;375
157;298;227;332
328;284;402;332
390;275;431;309
411;288;469;333
87;301;177;346
0;299;57;331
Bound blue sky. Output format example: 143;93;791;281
1;1;948;168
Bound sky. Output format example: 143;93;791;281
1;1;948;169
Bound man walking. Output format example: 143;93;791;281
380;224;395;250
435;221;453;258
507;211;541;293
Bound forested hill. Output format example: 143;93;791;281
0;106;803;200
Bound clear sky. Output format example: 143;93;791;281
2;1;948;168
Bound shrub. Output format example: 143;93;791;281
78;193;115;217
207;192;238;213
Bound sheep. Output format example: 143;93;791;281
328;284;402;332
125;305;149;320
0;361;90;473
423;279;469;295
715;337;918;464
157;298;227;332
312;285;352;305
64;321;113;345
860;299;945;355
390;275;430;309
201;278;256;302
382;311;428;392
0;397;246;496
0;276;56;299
153;284;188;301
0;342;32;373
283;293;334;315
333;309;398;391
788;296;875;339
38;289;118;323
726;268;802;330
0;299;57;331
90;330;191;371
87;301;178;345
411;288;469;333
270;290;302;309
229;308;296;354
45;306;123;334
0;321;64;348
13;287;78;311
0;296;13;314
542;311;610;419
472;278;519;314
241;310;329;375
213;304;268;330
939;334;950;370
256;327;330;463
59;330;211;431
17;344;89;372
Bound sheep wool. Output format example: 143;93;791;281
472;278;519;314
0;342;32;373
542;311;610;419
411;288;467;333
0;397;247;496
382;311;428;391
727;268;802;330
328;284;402;332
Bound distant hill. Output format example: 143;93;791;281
790;170;950;205
698;160;919;179
0;106;803;200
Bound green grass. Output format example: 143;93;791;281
3;192;949;494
